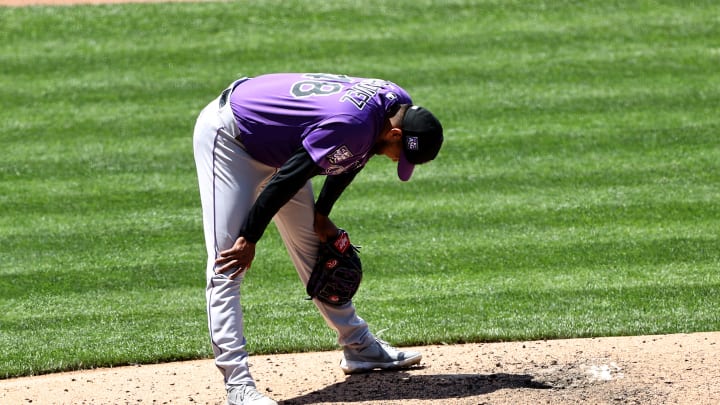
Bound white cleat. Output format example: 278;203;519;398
340;338;422;374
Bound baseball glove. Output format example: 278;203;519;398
306;229;362;305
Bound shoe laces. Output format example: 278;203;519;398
375;337;392;348
228;384;267;402
241;385;267;401
373;337;403;355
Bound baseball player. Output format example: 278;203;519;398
193;73;443;405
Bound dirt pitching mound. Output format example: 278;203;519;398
2;332;718;404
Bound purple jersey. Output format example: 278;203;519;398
229;73;412;175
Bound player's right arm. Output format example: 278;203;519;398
215;147;321;278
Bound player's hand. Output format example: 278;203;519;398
215;236;256;279
314;212;339;243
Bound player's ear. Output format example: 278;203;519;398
379;126;402;143
388;127;403;139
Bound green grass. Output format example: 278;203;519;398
1;0;719;378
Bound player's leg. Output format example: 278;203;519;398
193;96;275;388
272;181;375;348
274;181;422;374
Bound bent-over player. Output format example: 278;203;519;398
193;73;443;405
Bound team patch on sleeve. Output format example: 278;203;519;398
327;145;354;164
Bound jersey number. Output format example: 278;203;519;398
290;74;352;98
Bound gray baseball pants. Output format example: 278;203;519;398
192;86;373;386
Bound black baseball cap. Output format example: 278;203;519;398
397;105;444;181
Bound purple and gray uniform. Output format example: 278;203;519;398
232;73;411;173
192;73;413;389
228;73;412;242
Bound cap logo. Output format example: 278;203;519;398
406;136;419;151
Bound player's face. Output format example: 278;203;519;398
373;127;403;161
379;139;403;162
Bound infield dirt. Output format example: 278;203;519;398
2;332;719;404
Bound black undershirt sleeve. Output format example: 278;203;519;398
314;170;359;216
238;147;322;243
